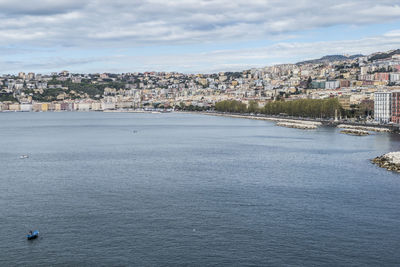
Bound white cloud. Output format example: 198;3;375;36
3;30;400;74
0;0;399;46
0;1;400;73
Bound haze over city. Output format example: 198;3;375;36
2;0;400;73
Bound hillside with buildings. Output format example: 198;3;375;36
1;49;400;124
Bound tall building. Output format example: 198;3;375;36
391;91;400;124
18;72;25;79
27;72;35;80
374;91;391;124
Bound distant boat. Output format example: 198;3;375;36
20;155;29;159
26;230;39;240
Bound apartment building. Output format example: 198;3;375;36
391;91;400;124
374;91;392;124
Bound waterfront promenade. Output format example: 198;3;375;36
194;111;398;132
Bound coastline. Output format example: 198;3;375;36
1;109;396;133
193;112;322;125
191;111;395;132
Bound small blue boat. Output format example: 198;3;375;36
26;230;39;240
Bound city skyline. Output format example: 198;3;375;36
1;1;400;74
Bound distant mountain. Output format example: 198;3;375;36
368;49;400;61
296;54;363;65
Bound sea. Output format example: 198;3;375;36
0;112;399;266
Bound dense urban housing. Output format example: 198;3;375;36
2;49;400;124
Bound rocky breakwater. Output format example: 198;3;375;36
337;124;391;132
337;124;391;136
275;119;321;130
203;113;322;129
372;152;400;172
340;129;370;136
276;122;317;129
266;118;322;126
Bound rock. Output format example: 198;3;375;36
276;122;317;130
340;129;369;136
337;124;391;132
372;152;400;173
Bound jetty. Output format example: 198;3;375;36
276;122;317;129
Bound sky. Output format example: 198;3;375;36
2;0;400;74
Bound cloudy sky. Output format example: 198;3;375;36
2;0;400;74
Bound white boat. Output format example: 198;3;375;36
20;155;29;159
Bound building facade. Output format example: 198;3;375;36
325;80;340;90
374;91;392;124
391;91;400;124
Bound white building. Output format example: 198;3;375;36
101;102;116;110
77;103;91;111
325;80;340;89
374;91;392;124
20;103;33;112
91;102;101;111
390;73;400;83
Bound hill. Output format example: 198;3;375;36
368;49;400;61
296;54;363;65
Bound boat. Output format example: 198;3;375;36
26;230;39;240
20;155;29;159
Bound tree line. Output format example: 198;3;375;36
214;98;343;118
215;100;248;113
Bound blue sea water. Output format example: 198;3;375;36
0;112;399;266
